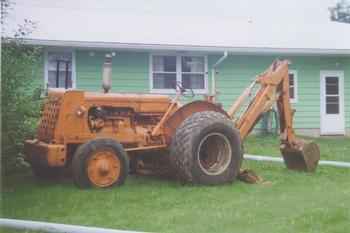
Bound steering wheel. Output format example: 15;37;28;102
175;82;195;97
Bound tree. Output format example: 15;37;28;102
1;0;43;174
329;0;350;23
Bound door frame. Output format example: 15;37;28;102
320;70;345;135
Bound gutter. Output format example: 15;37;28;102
20;39;350;56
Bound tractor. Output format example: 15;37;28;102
24;56;320;188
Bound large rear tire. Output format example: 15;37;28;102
169;111;242;185
72;138;129;189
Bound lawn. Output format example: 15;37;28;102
1;135;350;233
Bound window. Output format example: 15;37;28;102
152;56;177;89
288;70;298;103
150;54;207;93
325;76;340;114
45;51;75;89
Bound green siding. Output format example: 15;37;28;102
208;55;350;130
74;50;349;131
76;51;149;92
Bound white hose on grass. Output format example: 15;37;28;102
0;218;148;233
244;154;350;168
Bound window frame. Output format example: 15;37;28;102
44;48;77;89
149;53;208;94
288;70;298;103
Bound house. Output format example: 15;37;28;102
6;1;350;136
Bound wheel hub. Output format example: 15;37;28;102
98;160;110;176
87;150;121;187
197;132;232;175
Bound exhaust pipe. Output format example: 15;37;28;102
102;54;112;93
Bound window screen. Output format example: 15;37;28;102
151;55;206;92
47;52;72;88
152;56;177;89
181;56;205;89
325;77;339;114
288;73;295;100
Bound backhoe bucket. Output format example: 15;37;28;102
280;141;320;172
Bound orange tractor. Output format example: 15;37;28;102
25;57;320;188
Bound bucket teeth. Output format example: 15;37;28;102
280;141;320;172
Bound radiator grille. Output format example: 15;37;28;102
37;98;61;142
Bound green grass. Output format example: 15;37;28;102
1;136;350;233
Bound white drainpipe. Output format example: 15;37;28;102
211;51;228;99
244;154;350;168
0;218;148;233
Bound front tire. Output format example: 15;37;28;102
72;138;129;189
169;111;242;185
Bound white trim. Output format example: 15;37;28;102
44;48;77;89
149;53;208;94
22;39;350;56
289;70;298;103
320;70;345;135
72;50;77;88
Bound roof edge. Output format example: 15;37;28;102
21;39;350;56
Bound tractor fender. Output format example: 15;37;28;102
163;100;229;144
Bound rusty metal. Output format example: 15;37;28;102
163;100;228;143
227;80;257;118
37;97;62;142
281;140;320;172
87;149;121;187
24;139;66;167
25;89;174;172
237;169;263;184
25;59;320;186
228;60;320;172
151;93;181;136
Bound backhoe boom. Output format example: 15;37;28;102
228;60;320;172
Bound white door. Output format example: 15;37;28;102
320;71;345;135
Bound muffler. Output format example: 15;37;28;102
280;140;320;172
102;54;112;93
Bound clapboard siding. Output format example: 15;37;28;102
208;55;350;129
74;50;349;131
76;51;149;93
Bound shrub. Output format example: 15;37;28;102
1;41;43;174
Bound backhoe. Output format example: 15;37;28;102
25;57;320;188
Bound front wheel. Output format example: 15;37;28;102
72;138;129;189
169;111;242;185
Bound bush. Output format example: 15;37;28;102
1;41;43;174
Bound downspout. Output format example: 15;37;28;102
211;51;228;101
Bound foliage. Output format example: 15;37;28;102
330;0;350;23
1;1;43;174
1;41;43;174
